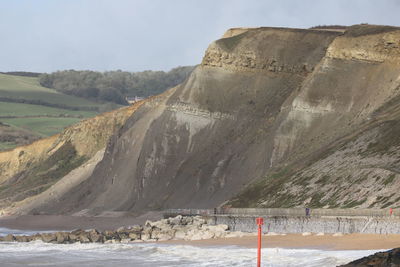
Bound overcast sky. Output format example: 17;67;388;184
1;0;399;73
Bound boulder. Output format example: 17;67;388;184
3;234;15;242
151;229;176;241
15;235;31;242
78;232;90;243
185;224;201;232
40;233;56;243
192;216;206;227
69;229;85;242
128;232;141;240
216;224;229;231
193;231;215;240
174;230;187;240
181;216;193;225
185;228;216;241
146;219;171;230
68;233;79;243
116;227;128;233
128;225;143;232
169;215;183;226
204;224;229;238
88;229;103;243
117;232;129;240
103;230;119;241
31;233;43;241
70;229;84;235
185;228;200;240
141;226;152;241
213;231;227;238
55;232;70;243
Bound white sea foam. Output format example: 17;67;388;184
0;240;381;267
0;228;382;266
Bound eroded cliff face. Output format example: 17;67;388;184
0;103;143;212
230;25;400;209
271;25;400;166
32;27;341;215
10;24;400;215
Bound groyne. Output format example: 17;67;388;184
0;216;240;244
163;208;400;234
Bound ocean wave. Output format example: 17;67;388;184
0;240;381;266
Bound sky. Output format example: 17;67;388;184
0;0;399;73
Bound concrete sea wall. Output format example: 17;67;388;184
164;209;400;234
206;215;400;234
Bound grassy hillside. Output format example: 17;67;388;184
0;73;120;151
0;101;97;117
0;73;104;108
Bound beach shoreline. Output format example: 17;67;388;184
0;214;399;251
161;233;400;251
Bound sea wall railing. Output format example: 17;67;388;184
163;208;398;218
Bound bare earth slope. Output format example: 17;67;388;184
0;102;143;214
5;24;400;215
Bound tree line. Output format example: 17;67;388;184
1;71;42;77
39;66;195;105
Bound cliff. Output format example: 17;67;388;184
229;25;400;209
3;24;400;215
0;102;143;213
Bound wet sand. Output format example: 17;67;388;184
163;233;400;250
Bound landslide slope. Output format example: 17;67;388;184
17;24;400;215
0;102;143;214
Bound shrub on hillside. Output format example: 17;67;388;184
39;66;195;105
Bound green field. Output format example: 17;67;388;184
0;141;17;151
0;73;103;109
1;117;82;136
0;102;97;118
0;73;121;150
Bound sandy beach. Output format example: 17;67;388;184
163;233;400;250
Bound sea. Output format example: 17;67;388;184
0;227;379;266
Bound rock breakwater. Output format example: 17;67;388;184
340;247;400;266
0;216;242;244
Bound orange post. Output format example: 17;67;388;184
256;217;264;267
